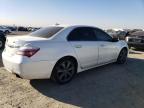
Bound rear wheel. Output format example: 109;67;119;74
117;48;128;64
52;58;77;84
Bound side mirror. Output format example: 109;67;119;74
112;37;119;42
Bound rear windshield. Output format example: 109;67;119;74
30;27;63;38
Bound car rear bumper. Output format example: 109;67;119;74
2;52;56;79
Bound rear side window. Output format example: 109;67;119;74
30;27;63;38
67;27;96;41
94;28;112;41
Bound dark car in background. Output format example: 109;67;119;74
0;30;6;49
126;31;144;49
0;26;11;34
7;26;17;31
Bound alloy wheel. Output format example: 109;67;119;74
55;60;76;83
117;49;128;64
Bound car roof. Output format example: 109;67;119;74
51;25;102;41
63;25;98;29
48;25;98;28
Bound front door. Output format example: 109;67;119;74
93;28;118;64
67;27;99;69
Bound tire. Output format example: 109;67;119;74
0;38;5;50
51;58;77;84
117;48;128;64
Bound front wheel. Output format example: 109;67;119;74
117;48;128;64
52;58;77;84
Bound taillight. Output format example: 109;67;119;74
16;48;40;57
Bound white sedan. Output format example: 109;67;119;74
2;25;128;84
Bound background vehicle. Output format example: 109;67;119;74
17;26;28;31
0;26;11;34
106;29;128;40
7;26;17;31
2;25;128;84
126;31;144;49
0;31;6;49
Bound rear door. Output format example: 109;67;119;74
94;28;119;64
67;27;99;69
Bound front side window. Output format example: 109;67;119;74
94;28;112;41
30;27;63;38
67;27;96;41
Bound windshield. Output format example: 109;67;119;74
30;27;64;38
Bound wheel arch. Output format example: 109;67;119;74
118;47;128;57
50;55;78;79
57;55;78;68
121;47;128;52
118;46;128;56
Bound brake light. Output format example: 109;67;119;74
16;48;40;57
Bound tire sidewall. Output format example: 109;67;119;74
52;58;77;84
117;48;128;64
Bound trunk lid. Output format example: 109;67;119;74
5;35;47;56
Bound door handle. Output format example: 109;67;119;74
100;44;106;47
75;45;82;48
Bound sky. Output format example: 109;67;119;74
0;0;144;29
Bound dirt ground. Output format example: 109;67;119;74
0;50;144;108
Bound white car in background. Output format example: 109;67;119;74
0;26;11;34
2;25;128;84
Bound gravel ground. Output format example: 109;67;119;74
0;51;144;108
